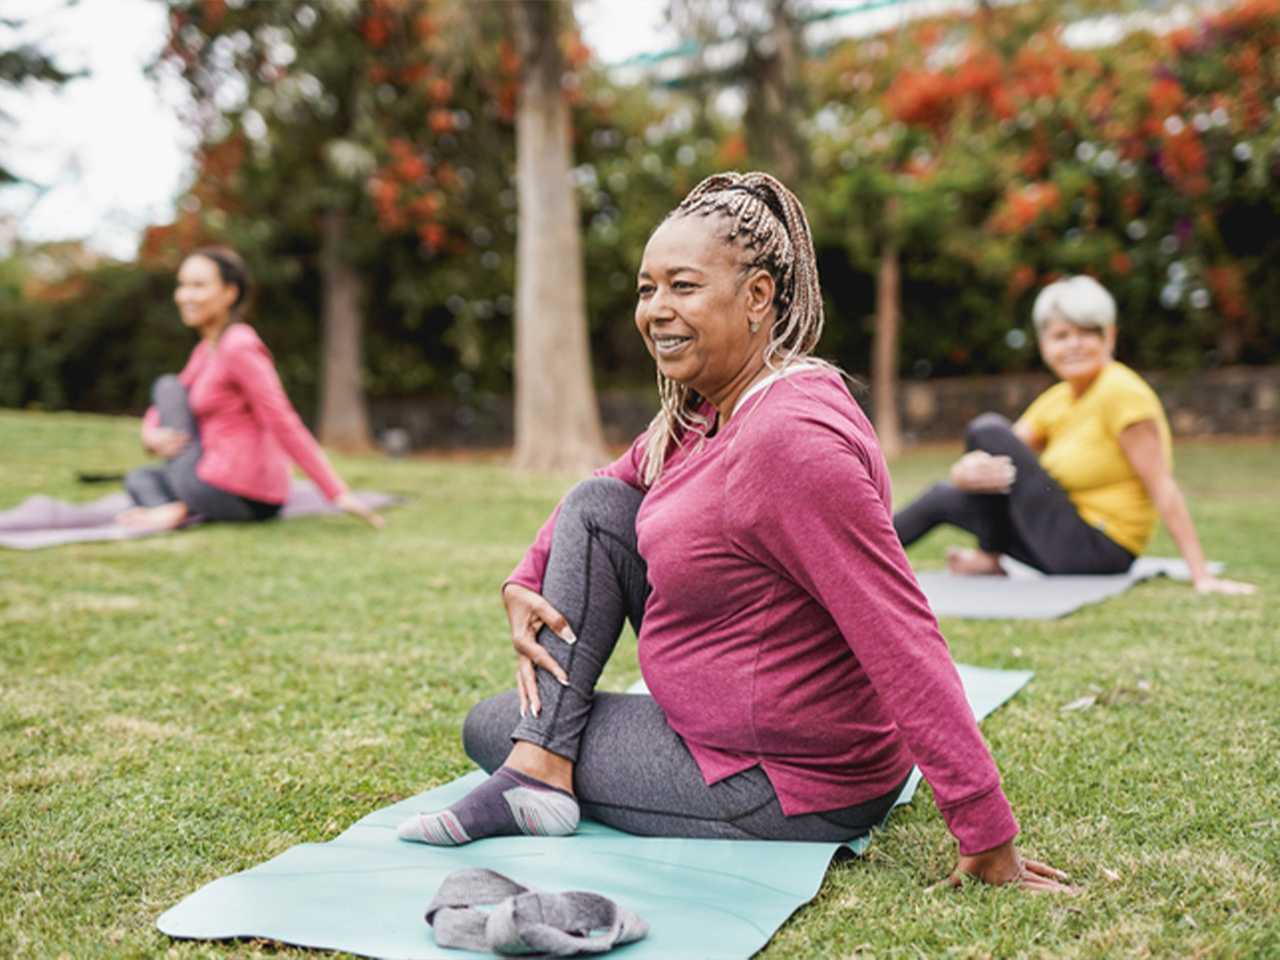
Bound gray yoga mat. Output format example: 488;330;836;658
0;483;398;550
157;662;1032;960
915;556;1222;620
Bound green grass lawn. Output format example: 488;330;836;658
1;410;1277;959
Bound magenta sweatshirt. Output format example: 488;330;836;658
142;323;345;504
510;368;1018;855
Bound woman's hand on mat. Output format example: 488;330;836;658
503;583;575;718
336;491;384;529
1193;574;1256;596
940;841;1076;894
143;426;190;458
949;451;1016;494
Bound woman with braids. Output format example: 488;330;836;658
398;174;1071;891
119;247;382;531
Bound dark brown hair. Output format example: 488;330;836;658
188;245;252;315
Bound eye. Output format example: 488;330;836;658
673;280;697;291
637;283;655;297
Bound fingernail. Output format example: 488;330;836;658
558;676;569;687
520;706;527;719
533;706;541;717
563;627;577;645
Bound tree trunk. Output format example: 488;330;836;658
873;234;903;460
1215;324;1244;364
510;0;607;473
743;0;805;183
318;208;373;452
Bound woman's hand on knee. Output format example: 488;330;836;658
502;583;574;718
143;426;190;459
936;840;1076;894
949;451;1016;493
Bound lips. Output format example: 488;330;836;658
652;334;692;356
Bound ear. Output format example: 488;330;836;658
1103;325;1117;354
743;268;775;324
217;281;241;314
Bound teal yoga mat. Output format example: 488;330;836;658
157;663;1032;959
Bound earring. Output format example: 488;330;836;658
749;319;761;333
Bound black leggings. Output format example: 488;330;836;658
124;376;280;523
464;477;906;841
893;413;1134;575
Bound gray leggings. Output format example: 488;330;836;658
124;375;279;523
893;412;1134;575
464;477;905;842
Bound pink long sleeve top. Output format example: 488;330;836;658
142;323;346;504
509;368;1018;855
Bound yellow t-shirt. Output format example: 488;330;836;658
1017;362;1171;555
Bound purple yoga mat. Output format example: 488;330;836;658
0;483;398;550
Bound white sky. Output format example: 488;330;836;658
0;0;676;259
0;1;1214;259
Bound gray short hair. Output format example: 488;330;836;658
1031;276;1116;335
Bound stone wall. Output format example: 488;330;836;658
890;365;1280;443
369;365;1280;451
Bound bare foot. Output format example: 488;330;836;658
505;740;575;794
114;507;149;527
945;546;1006;576
115;502;189;531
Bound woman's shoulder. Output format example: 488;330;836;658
734;367;874;458
1031;378;1073;406
761;365;862;417
1103;361;1154;391
219;322;267;351
1095;362;1162;409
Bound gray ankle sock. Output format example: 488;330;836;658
397;767;580;846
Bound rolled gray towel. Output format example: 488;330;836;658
425;867;649;956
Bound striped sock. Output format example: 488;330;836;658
397;767;580;846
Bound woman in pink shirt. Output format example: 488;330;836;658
120;247;381;531
398;175;1070;892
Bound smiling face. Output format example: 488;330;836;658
635;215;774;411
1037;316;1115;393
174;254;239;336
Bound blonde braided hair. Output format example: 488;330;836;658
640;172;828;485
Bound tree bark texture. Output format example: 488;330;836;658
318;208;373;452
873;233;903;461
743;0;806;184
511;0;607;474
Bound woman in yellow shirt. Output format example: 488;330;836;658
894;276;1252;595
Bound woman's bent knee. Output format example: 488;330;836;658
563;476;641;509
151;374;184;404
560;477;643;528
964;412;1014;451
462;691;520;772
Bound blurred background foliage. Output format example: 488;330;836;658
2;0;1278;423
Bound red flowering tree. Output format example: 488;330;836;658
156;0;613;467
157;0;471;451
810;0;1280;407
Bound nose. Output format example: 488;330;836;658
643;287;676;324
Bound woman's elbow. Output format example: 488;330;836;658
1148;473;1186;514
